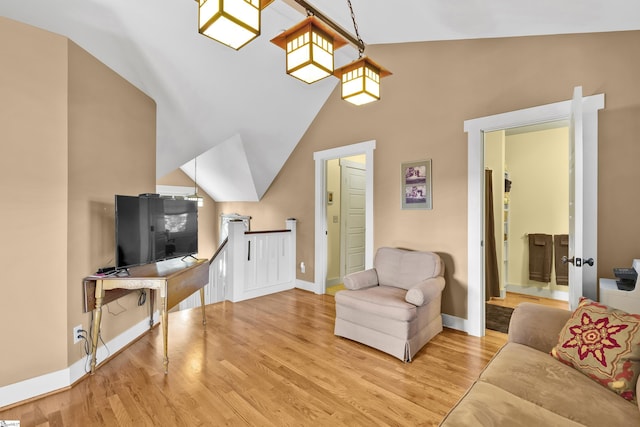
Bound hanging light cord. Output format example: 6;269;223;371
194;157;198;196
347;0;365;57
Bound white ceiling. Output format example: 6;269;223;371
2;1;640;201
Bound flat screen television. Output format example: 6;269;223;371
115;195;198;269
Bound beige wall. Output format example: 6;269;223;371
505;127;569;291
66;39;157;367
0;18;156;387
0;17;69;386
217;30;640;319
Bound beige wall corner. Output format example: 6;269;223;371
0;17;157;388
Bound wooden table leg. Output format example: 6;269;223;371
161;295;169;374
90;281;105;374
199;288;207;325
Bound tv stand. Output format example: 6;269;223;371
83;257;209;374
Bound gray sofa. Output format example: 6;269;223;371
440;302;640;426
334;247;445;362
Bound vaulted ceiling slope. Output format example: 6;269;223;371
2;1;640;201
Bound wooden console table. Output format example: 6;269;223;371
83;257;209;374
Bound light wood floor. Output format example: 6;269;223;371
488;291;569;310
1;289;507;426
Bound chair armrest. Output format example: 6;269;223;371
343;268;379;290
507;302;572;353
405;277;445;306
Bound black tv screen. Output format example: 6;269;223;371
115;195;198;269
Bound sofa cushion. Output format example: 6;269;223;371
374;247;443;290
439;381;584;427
480;343;640;426
550;298;640;401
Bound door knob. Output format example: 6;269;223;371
584;258;594;266
561;256;574;265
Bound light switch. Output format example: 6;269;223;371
333;215;339;223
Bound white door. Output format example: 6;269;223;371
340;160;366;277
567;86;599;309
567;86;584;310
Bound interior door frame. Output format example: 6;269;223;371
314;140;376;294
464;93;604;337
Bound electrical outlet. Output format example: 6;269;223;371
73;325;83;344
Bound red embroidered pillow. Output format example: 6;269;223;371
551;298;640;401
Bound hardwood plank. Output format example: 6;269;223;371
1;289;506;426
488;291;569;310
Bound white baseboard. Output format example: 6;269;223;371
506;284;569;301
325;277;342;287
0;313;159;409
230;282;295;302
442;314;466;332
295;279;319;294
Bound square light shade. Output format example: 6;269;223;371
333;56;392;105
198;0;271;50
271;16;348;84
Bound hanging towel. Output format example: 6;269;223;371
554;234;569;285
528;234;553;282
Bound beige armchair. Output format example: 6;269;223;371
334;247;446;362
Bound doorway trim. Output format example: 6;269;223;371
464;94;604;337
314;140;376;294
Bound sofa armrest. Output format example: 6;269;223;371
343;268;379;290
507;302;572;353
405;277;445;306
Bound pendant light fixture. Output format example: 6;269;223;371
270;15;348;84
333;0;391;105
197;0;274;50
195;0;391;105
334;56;391;105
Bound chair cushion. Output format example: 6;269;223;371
335;286;416;322
374;247;443;290
550;297;640;401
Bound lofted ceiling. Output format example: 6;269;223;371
2;1;640;201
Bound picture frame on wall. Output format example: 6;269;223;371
401;159;432;210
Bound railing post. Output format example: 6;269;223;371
286;218;297;287
227;220;247;302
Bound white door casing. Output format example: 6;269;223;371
464;91;604;337
314;141;376;294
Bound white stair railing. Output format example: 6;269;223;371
178;219;296;310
